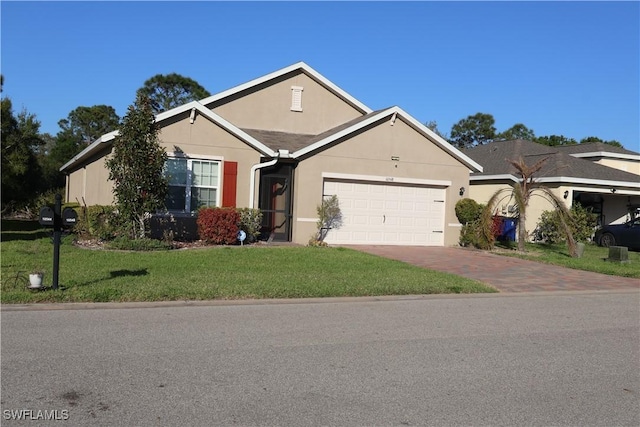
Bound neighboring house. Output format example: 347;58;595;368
465;139;640;240
61;62;482;246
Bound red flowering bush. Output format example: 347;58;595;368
197;208;240;245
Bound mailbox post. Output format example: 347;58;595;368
38;194;77;290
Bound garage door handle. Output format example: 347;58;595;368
383;215;386;223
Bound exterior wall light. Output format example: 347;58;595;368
459;187;465;196
563;190;569;199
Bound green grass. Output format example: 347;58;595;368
1;220;494;304
493;241;640;278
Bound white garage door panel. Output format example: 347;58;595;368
324;180;445;246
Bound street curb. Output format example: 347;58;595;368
2;289;638;312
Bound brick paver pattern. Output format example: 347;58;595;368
349;246;639;293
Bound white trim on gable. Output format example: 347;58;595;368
293;106;483;173
470;174;640;189
198;62;372;115
60;102;277;172
570;152;640;161
470;174;519;182
60;130;119;171
176;102;276;156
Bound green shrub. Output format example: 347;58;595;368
75;205;120;241
456;199;495;249
197;207;240;244
535;203;598;243
105;236;171;251
455;198;484;224
5;188;66;220
237;208;263;243
459;218;496;250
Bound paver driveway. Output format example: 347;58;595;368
348;245;639;293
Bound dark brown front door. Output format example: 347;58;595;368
259;164;293;241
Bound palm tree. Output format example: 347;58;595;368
481;156;578;256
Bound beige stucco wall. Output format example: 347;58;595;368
159;112;263;208
593;158;640;175
65;113;264;209
469;182;572;240
65;147;114;206
291;117;471;246
211;72;363;135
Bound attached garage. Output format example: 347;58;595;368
322;174;449;246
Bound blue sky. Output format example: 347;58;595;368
2;1;639;150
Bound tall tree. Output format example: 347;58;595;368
450;113;496;149
58;105;120;145
36;133;66;190
535;135;577;146
495;123;536;141
579;136;623;148
136;73;211;114
1;97;44;210
105;94;168;239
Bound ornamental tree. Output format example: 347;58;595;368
105;94;167;239
480;157;577;256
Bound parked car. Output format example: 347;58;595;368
594;218;640;250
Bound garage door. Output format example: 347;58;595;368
323;180;446;246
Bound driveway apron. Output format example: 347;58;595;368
347;245;639;293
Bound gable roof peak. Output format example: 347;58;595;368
198;61;372;115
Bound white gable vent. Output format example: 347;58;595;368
291;86;303;112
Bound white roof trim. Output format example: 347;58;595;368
60;130;119;171
177;102;276;156
391;106;483;173
537;176;640;188
293;106;483;173
470;174;640;189
60;101;277;172
470;174;519;182
198;62;372;114
570;152;640;161
322;172;451;187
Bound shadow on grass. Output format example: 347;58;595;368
1;220;51;242
110;269;148;278
66;269;150;289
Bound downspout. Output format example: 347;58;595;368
249;153;280;209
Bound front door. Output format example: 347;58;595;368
259;164;293;241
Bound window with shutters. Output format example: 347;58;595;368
291;86;303;112
164;157;221;213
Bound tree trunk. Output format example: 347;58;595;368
518;208;526;252
137;215;146;239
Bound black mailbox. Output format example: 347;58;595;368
62;207;78;227
39;206;55;226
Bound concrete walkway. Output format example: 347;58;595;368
348;245;639;293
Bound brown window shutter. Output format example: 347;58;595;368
222;161;238;207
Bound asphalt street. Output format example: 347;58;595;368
1;291;639;426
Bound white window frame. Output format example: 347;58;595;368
164;154;223;213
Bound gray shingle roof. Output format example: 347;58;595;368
241;109;389;153
554;142;639;156
242;129;316;153
465;139;640;183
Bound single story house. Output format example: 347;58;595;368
465;139;640;240
61;62;482;246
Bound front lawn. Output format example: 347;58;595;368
1;221;494;303
493;241;640;278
